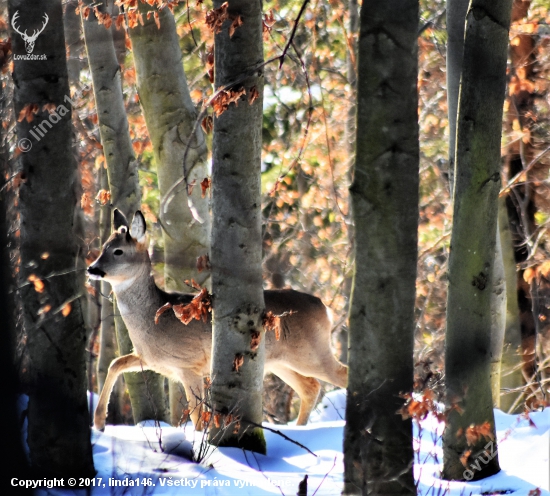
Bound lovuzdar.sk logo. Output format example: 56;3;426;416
11;11;48;60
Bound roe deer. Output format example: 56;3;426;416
88;210;348;430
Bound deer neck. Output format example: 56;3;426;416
110;260;162;320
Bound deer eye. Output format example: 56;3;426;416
114;249;124;256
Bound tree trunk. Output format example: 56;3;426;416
443;0;513;480
63;0;82;86
498;197;524;412
82;1;167;425
208;0;266;453
342;1;419;494
446;0;469;192
502;0;543;407
9;0;94;477
338;0;360;366
0;44;31;493
490;220;506;407
128;1;211;426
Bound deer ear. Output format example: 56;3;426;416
130;211;147;243
113;209;129;231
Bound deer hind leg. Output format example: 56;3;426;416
270;365;321;425
94;354;147;431
316;357;348;389
175;370;205;431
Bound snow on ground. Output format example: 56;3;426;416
29;390;548;495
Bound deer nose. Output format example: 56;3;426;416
87;265;106;279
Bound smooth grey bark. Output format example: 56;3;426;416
446;0;469;192
82;1;167;425
490;221;506;407
447;0;508;412
128;4;210;290
338;0;360;366
342;1;419;494
443;0;513;480
208;0;266;453
128;3;211;425
9;0;94;477
63;0;82;85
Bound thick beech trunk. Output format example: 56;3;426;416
208;0;266;453
82;1;167;424
443;0;513;480
342;1;419;493
9;0;94;477
128;2;211;425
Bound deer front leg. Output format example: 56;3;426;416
94;354;147;430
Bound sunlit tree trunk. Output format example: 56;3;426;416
63;0;82;85
9;0;94;477
82;0;167;424
342;1;419;493
128;1;211;425
208;0;266;453
443;0;513;480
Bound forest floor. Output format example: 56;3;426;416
28;390;549;495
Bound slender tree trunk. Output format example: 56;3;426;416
447;0;508;411
82;1;167;424
128;1;211;425
9;0;94;477
443;0;513;480
342;1;419;494
338;0;360;366
503;0;542;406
490;222;506;407
446;0;470;192
208;0;266;453
498;197;524;412
63;0;82;85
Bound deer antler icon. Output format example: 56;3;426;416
11;11;49;54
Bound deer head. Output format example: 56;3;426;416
11;11;49;54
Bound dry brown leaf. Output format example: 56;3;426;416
233;354;244;372
211;87;246;117
61;302;72;317
155;302;173;324
196;254;211;273
200;177;211;198
459;449;471;468
28;274;45;293
172;287;212;325
229;15;243;38
42;103;57;114
205;1;228;34
95;189;111;205
37;304;51;315
250;330;261;351
18;104;39;123
248;86;260;105
201;115;213;134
